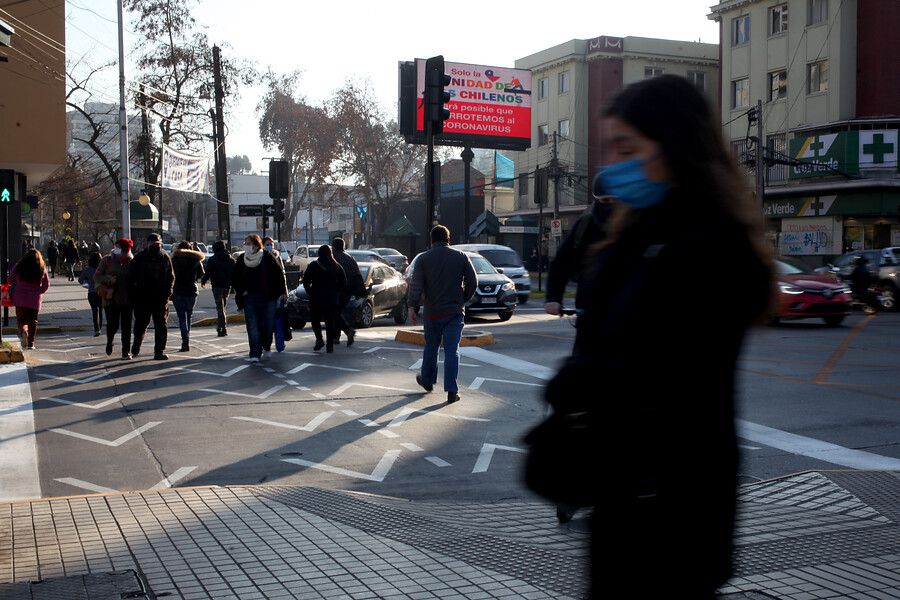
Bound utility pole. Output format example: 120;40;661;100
139;84;153;206
116;0;131;239
550;131;561;253
212;46;231;247
461;146;473;243
755;98;765;206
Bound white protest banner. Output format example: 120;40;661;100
161;145;209;194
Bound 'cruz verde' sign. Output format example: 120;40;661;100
789;129;898;179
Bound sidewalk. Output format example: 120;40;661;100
1;471;899;599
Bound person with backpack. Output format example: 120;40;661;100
201;240;236;337
78;251;103;336
301;245;346;353
128;233;175;360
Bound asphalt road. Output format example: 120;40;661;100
6;304;900;503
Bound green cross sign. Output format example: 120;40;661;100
862;133;895;164
809;138;826;157
0;188;10;203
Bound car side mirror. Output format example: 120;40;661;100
496;267;505;274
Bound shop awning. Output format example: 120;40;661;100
381;215;420;237
468;210;500;238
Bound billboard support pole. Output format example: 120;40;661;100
462;146;473;243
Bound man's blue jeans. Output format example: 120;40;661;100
244;294;276;358
421;313;465;393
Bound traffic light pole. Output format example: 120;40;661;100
425;118;434;236
755;98;765;205
1;201;8;331
461;146;473;243
212;46;232;248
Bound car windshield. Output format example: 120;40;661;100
358;265;370;280
478;249;522;267
775;259;812;275
308;247;318;257
375;248;401;256
470;256;496;274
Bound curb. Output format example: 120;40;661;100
0;344;25;363
395;328;494;347
528;292;575;300
2;326;70;334
191;313;246;327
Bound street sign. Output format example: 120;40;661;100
550;219;562;237
238;204;275;217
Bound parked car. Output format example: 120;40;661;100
405;250;517;321
285;261;408;329
346;249;390;266
821;248;898;311
371;247;409;272
773;258;852;326
290;244;320;273
453;243;531;304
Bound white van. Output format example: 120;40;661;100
453;243;531;303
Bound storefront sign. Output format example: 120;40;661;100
779;217;841;255
789;130;899;179
499;225;539;234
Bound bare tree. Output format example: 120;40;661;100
258;72;340;240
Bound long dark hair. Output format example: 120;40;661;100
16;249;46;282
317;244;339;272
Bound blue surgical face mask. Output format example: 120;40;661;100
264;244;274;252
597;157;668;209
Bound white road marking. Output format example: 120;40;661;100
38;347;89;353
232;412;335;432
363;346;421;354
400;443;424;452
0;363;41;501
199;385;286;400
54;478;116;494
468;377;544;391
37;371;107;384
43;393;135;410
282;449;402;482
264;368;275;373
425;456;451;468
286;380;299;386
275;374;286;379
329;382;416;396
316;394;331;401
174;364;249;377
408;358;480;370
286;363;360;375
739;444;763;451
49;421;161;447
386;407;490;427
341;409;359;416
460;347;555;380
358;418;378;427
736;419;900;470
472;443;527;473
151;466;197;490
376;429;400;439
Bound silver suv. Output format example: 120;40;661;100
830;247;898;310
453;243;531;304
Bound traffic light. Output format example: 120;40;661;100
273;198;285;224
747;107;758;127
268;159;289;199
424;55;452;134
534;167;549;205
0;169;15;203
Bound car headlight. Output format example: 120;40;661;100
834;286;851;294
778;282;804;295
502;281;515;291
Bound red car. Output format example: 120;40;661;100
774;258;852;326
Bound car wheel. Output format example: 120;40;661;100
357;301;374;328
393;303;408;324
879;284;896;311
498;310;513;322
823;316;845;327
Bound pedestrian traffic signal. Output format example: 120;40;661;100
424;55;452;134
273;198;285;223
0;169;15;203
268;159;290;199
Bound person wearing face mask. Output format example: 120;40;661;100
94;238;135;359
171;241;206;352
128;233;175;360
231;234;288;362
530;76;773;599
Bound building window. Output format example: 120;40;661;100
644;66;664;79
808;0;828;25
770;4;788;35
732;78;750;109
538;78;549;100
767;133;788;183
558;71;570;94
807;60;829;94
538;124;549;146
518;173;529;196
732;15;750;46
687;71;706;91
768;70;787;101
558;119;570;139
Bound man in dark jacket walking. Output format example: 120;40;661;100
331;237;366;346
129;233;175;360
201;240;236;337
171;241;205;352
45;240;59;278
408;225;477;403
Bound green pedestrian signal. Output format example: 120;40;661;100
0;169;15;203
0;189;10;203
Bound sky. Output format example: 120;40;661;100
63;0;721;174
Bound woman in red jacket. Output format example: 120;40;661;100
9;249;50;350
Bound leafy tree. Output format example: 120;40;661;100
226;155;252;174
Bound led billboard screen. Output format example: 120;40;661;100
399;59;532;151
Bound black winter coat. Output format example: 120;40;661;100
231;251;287;310
201;251;236;289
546;200;612;307
302;260;346;308
549;194;770;593
333;250;366;300
127;249;174;308
171;249;205;297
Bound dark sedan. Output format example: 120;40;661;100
285;261;408;329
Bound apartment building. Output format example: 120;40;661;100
511;35;718;254
710;0;900;258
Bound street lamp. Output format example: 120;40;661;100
62;210;71;220
138;191;150;206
